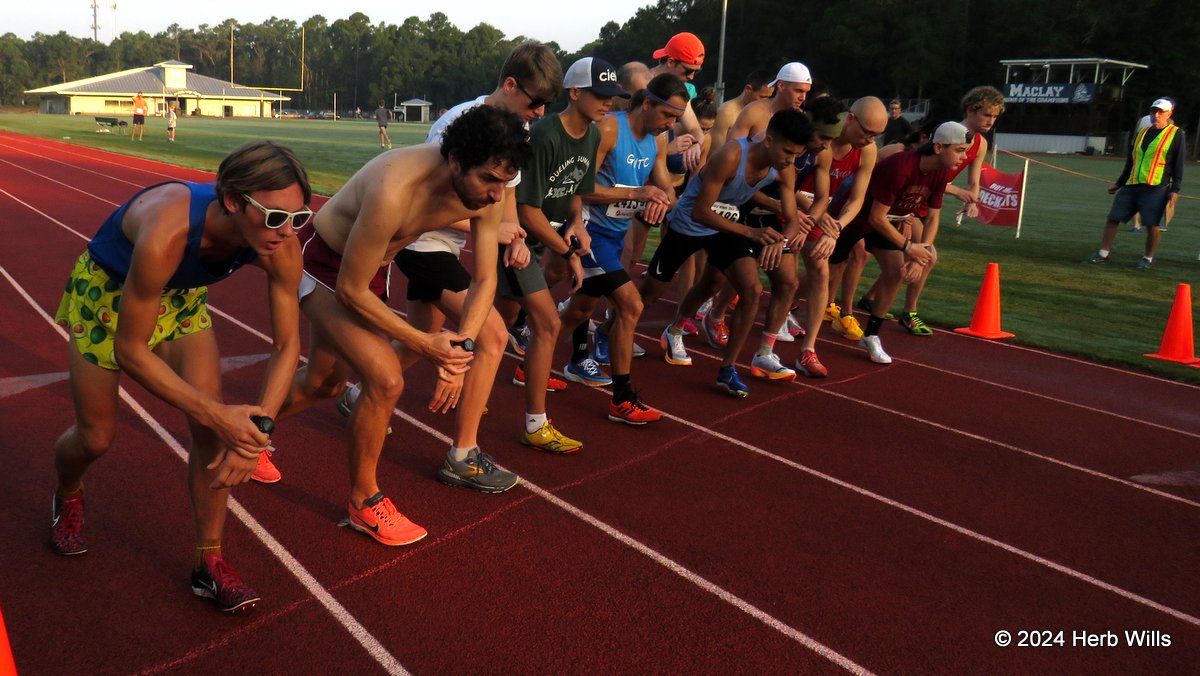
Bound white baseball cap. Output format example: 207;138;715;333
769;62;812;88
1150;98;1174;112
932;121;970;145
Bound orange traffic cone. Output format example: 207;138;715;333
1145;283;1199;365
0;604;15;676
954;262;1015;339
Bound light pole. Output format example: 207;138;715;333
715;0;729;104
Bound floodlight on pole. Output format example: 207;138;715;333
715;0;728;104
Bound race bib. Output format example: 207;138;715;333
607;199;643;220
710;201;740;221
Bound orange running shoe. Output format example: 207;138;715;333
347;492;428;546
250;448;281;484
512;363;567;391
608;396;663;425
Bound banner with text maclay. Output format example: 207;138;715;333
976;162;1025;227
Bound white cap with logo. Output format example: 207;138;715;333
769;62;812;88
932;121;971;145
1150;98;1174;112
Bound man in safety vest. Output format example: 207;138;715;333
1088;98;1185;269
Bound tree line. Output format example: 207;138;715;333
2;1;1194;130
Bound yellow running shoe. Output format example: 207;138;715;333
823;302;842;323
521;420;583;455
832;314;864;341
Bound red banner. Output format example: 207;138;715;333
975;162;1026;227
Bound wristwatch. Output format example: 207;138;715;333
561;240;579;259
250;415;275;435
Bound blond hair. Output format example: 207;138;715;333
962;86;1005;115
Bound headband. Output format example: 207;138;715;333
811;112;846;139
645;90;688;113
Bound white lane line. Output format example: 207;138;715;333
1;133;194;180
0;264;409;676
633;327;1200;511
0;142;148;188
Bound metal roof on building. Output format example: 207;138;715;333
26;63;289;100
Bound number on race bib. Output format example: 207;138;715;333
606;199;643;220
710;201;740;221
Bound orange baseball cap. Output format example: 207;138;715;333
652;32;705;68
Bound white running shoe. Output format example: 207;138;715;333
860;335;892;364
750;352;797;381
772;325;795;342
659;327;692;366
632;340;646;358
785;312;805;337
695;297;713;320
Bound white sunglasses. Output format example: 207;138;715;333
242;193;313;229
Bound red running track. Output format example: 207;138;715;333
0;131;1197;673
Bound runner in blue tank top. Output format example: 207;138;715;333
49;141;311;613
636;110;812;398
558;73;685;425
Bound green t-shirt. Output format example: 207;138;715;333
517;114;600;228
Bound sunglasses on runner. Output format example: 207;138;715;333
242;193;313;229
515;81;552;110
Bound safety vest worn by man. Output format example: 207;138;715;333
1128;124;1179;186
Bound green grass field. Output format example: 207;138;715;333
3;110;1199;383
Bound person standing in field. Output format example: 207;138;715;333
166;103;178;142
1087;98;1185;269
131;92;148;141
376;101;392;149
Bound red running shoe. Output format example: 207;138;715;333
512;363;567;391
702;313;730;349
191;553;261;613
347;492;428;546
250;448;281;484
51;493;88;555
608;396;663;425
795;349;829;378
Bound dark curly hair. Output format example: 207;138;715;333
765;109;813;146
440;104;531;174
804;95;845;127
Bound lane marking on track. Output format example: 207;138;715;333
630;327;1200;511
220;353;273;373
1131;470;1200;488
0;133;200;181
0;371;69;398
0;142;148;189
7;150;1200;629
0;265;410;676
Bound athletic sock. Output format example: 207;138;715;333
866;315;884;337
571;323;590;363
525;412;547;434
1143;255;1153;263
1098;249;1110;258
195;540;221;566
757;332;777;356
449;444;475;463
611;374;634;403
668;320;685;336
57;485;83;499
